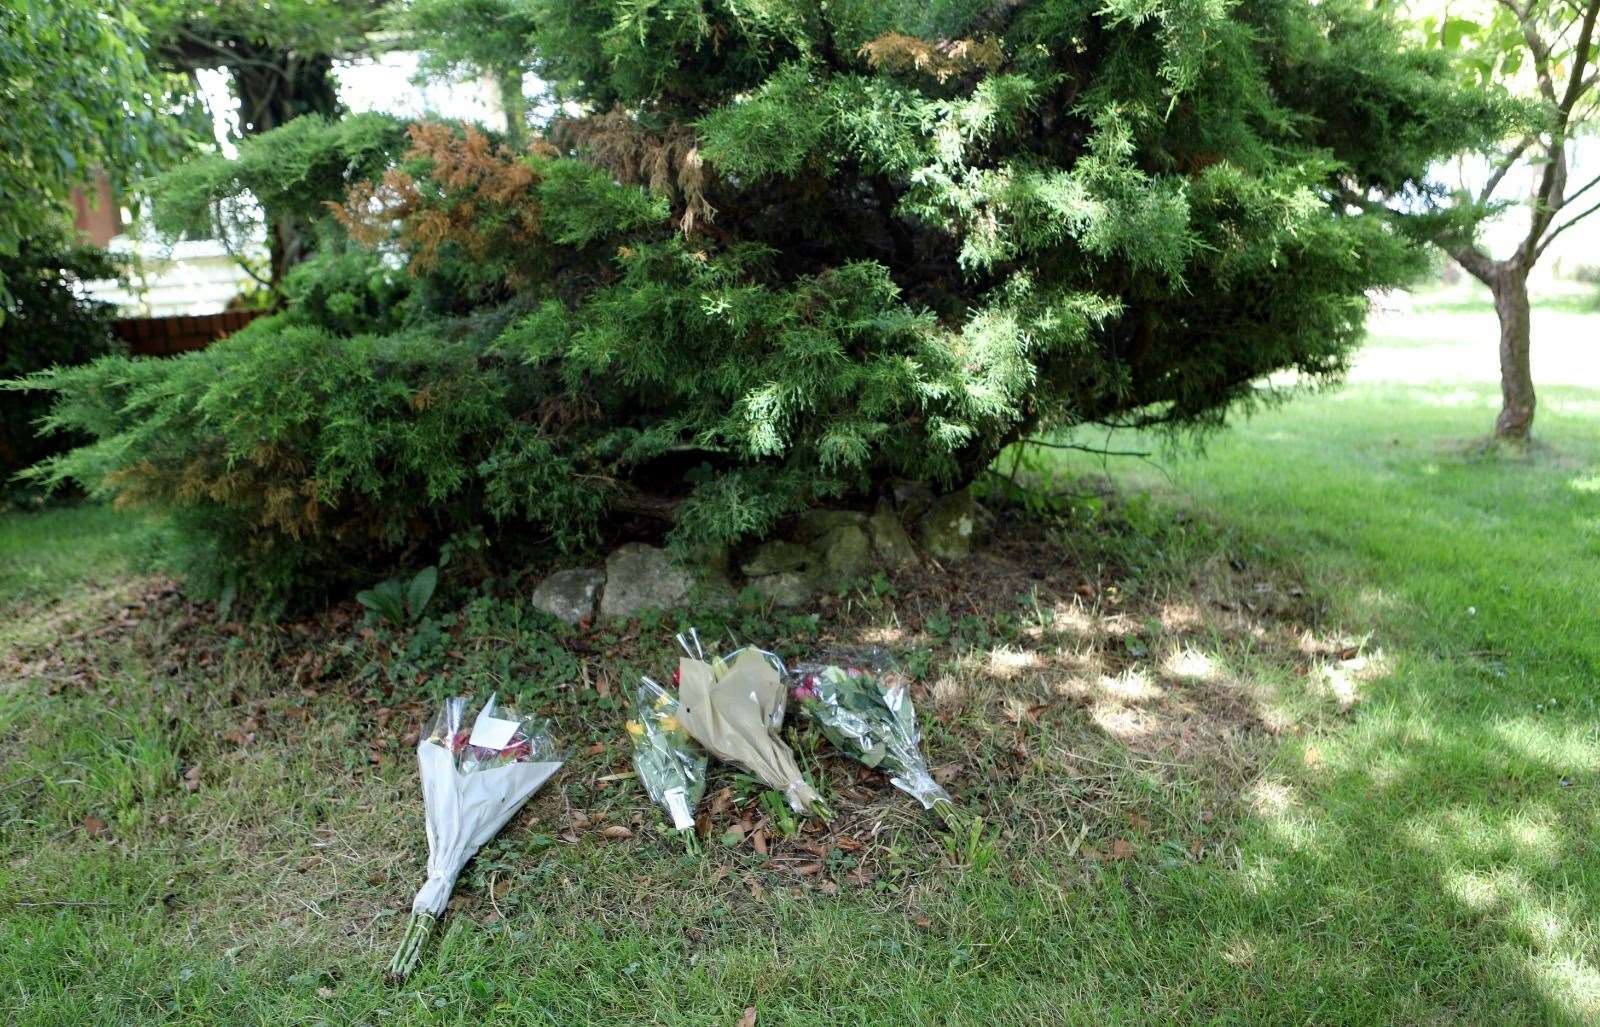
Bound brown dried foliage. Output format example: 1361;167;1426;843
859;33;1005;82
333;122;546;273
550;108;715;235
107;443;328;540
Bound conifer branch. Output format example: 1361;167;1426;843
1020;439;1153;458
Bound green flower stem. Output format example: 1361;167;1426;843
385;910;437;983
931;796;967;833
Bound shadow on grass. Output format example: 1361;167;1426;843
3;430;1599;1025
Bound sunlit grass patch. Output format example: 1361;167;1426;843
4;304;1600;1024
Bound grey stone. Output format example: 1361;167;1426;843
867;504;920;570
684;541;732;579
819;523;873;578
752;571;816;607
600;543;695;619
689;576;739;609
741;540;814;577
530;567;605;625
891;480;935;522
919;489;988;561
791;508;868;542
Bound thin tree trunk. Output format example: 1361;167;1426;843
233;49;341;293
497;67;527;150
1488;266;1535;441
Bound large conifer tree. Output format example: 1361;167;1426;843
20;0;1510;607
493;0;1507;533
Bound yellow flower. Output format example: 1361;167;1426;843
658;715;680;734
625;720;645;738
654;694;675;709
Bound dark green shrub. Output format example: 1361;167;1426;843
15;0;1511;610
18;317;609;611
279;246;415;337
1;234;123;494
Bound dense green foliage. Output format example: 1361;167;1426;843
0;234;123;491
19;0;1509;609
0;2;187;298
151;113;409;262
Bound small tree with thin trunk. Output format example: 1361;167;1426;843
1428;0;1600;443
144;0;384;289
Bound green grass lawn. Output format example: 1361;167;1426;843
2;307;1598;1025
1044;375;1600;1023
0;503;147;607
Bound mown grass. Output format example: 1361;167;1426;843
3;308;1598;1025
0;503;147;606
1407;279;1599;315
1036;375;1600;1023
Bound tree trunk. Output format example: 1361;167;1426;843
497;67;527;150
232;48;342;291
1488;266;1535;442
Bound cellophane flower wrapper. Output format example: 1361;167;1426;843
387;694;565;982
672;630;831;818
791;651;958;826
674;629;787;730
628;677;707;849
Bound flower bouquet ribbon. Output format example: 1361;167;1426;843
675;644;832;819
387;694;565;982
791;654;962;829
627;676;708;852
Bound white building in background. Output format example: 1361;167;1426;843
88;52;511;317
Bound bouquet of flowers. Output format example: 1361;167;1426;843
791;652;961;828
627;676;708;852
671;629;832;819
387;694;565;982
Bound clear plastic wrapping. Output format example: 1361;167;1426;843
791;649;959;825
628;677;708;849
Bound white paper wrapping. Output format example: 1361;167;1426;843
407;697;564;916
